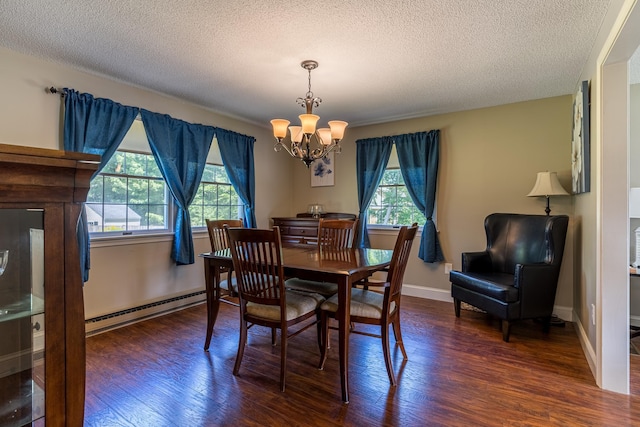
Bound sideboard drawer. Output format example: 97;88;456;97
277;226;290;234
289;227;317;238
272;214;356;246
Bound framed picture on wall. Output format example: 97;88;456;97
310;152;335;187
571;80;590;194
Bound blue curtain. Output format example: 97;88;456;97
355;136;393;248
140;109;215;265
216;129;257;228
396;130;443;262
63;89;139;282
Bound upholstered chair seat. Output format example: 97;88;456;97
321;289;396;319
284;278;337;297
247;290;325;321
219;276;237;293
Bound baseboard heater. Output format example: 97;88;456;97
85;290;206;337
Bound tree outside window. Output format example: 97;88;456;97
189;163;244;227
86;151;168;233
368;168;426;226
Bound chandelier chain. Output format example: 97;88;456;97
307;67;313;98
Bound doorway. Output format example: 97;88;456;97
601;1;640;395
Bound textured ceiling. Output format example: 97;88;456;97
0;1;615;128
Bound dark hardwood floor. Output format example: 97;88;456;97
84;297;640;426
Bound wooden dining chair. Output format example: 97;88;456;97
226;225;325;392
318;224;418;386
205;219;243;305
284;218;359;297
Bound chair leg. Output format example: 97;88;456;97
454;298;461;317
280;326;287;392
382;322;397;386
316;312;322;353
318;311;330;370
541;316;552;334
501;320;511;342
391;318;408;360
233;319;248;376
271;327;277;346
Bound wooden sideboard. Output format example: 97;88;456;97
272;213;357;245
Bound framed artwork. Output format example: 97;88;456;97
310;152;335;187
571;80;590;194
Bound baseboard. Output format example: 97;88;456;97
82;282;576;340
552;305;574;322
631;314;640;328
85;290;206;336
574;314;597;379
401;283;573;321
402;283;451;302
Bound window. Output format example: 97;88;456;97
368;168;427;226
189;163;244;227
86;151;170;234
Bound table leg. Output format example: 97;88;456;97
338;276;351;403
203;258;222;351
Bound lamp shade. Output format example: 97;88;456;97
527;172;569;197
328;120;348;140
317;128;332;146
630;188;640;218
299;114;320;135
288;126;303;143
270;119;290;139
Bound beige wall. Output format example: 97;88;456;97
292;97;575;313
0;46;576;322
0;46;294;319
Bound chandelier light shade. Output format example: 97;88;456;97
271;60;348;167
526;171;569;215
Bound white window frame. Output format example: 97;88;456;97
86;149;173;238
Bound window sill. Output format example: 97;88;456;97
367;225;424;236
90;229;208;248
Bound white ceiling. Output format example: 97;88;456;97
0;1;616;128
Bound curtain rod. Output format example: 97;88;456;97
47;87;66;97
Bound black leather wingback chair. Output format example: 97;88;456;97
449;213;569;342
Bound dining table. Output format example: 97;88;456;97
199;244;394;403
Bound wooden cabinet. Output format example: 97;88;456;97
272;217;320;244
0;144;99;426
272;213;357;245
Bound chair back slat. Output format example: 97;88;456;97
226;226;284;307
206;219;243;251
318;218;358;249
387;224;419;301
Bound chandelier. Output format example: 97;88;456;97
270;60;348;168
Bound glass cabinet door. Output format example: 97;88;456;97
0;209;45;426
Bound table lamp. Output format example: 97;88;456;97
527;171;569;215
